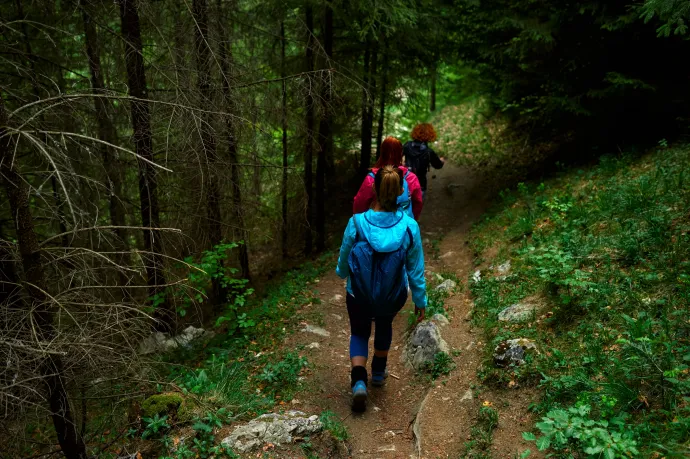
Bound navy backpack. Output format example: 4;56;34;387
347;213;412;316
368;170;414;219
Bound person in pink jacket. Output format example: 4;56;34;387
353;137;424;220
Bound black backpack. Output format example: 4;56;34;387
404;141;430;176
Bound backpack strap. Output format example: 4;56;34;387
352;214;362;243
368;171;375;179
406;226;414;247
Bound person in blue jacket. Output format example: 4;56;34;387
336;166;427;412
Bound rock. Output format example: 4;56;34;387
493;338;538;368
329;294;343;304
498;301;540;323
472;270;481;283
440;251;454;259
402;321;449;370
384;430;396;439
460;389;473;402
378;445;396;452
221;411;322;453
307;342;320;349
331;313;342;321
435;279;457;292
431;314;450;327
301;324;330;337
138;326;214;355
497;261;511;276
141;392;194;421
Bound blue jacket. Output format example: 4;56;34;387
336;209;428;308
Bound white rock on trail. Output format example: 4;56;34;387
221;411;322;453
431;314;450;327
307;342;320;349
440;251;454;259
402;321;449;371
472;270;482;283
460;389;473;402
329;294;343;304
301;324;330;337
435;279;457;292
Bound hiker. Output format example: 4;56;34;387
353;136;423;220
404;123;446;198
336;166;427;412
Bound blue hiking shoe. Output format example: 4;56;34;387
371;369;389;387
351;380;368;412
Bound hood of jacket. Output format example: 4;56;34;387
354;209;411;252
370;165;410;176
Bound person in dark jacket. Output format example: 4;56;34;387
403;123;445;197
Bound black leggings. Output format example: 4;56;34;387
346;293;399;358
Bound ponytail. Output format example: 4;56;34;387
374;165;403;212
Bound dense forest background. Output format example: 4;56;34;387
2;0;690;457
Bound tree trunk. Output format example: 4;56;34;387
367;43;378;153
15;0;69;246
430;60;437;112
281;21;289;259
359;42;372;176
304;4;315;254
217;0;250;279
81;0;131;293
193;0;227;304
117;0;173;331
0;96;87;459
315;1;333;252
375;41;388;159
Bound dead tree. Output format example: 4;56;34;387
304;3;315;253
117;0;174;331
193;0;227;304
217;0;250;279
81;0;131;293
281;20;289;259
316;1;333;252
0;96;87;459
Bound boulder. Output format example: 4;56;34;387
498;302;540;323
435;279;457;292
221;411;322;453
493;338;538;368
138;326;214;355
431;314;450;327
402;321;449;370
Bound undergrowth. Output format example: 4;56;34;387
469;145;690;457
91;254;332;458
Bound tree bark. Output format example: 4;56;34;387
315;1;333;252
193;0;227;304
81;0;131;293
0;96;87;459
304;4;315;254
117;0;173;331
15;0;69;246
281;20;289;259
359;41;374;175
217;0;250;279
375;41;389;159
430;60;437;112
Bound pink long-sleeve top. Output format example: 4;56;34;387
352;166;424;220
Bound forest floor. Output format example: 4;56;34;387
285;162;541;458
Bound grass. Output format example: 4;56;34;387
468;144;690;457
461;405;500;458
70;253;335;458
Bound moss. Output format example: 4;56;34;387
141;393;195;422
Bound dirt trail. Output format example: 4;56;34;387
289;163;541;458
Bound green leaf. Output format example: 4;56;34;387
536;436;551;451
522;432;537;441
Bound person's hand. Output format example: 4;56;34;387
415;306;426;323
440;156;447;163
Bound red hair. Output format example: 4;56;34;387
411;123;437;142
374;137;403;169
